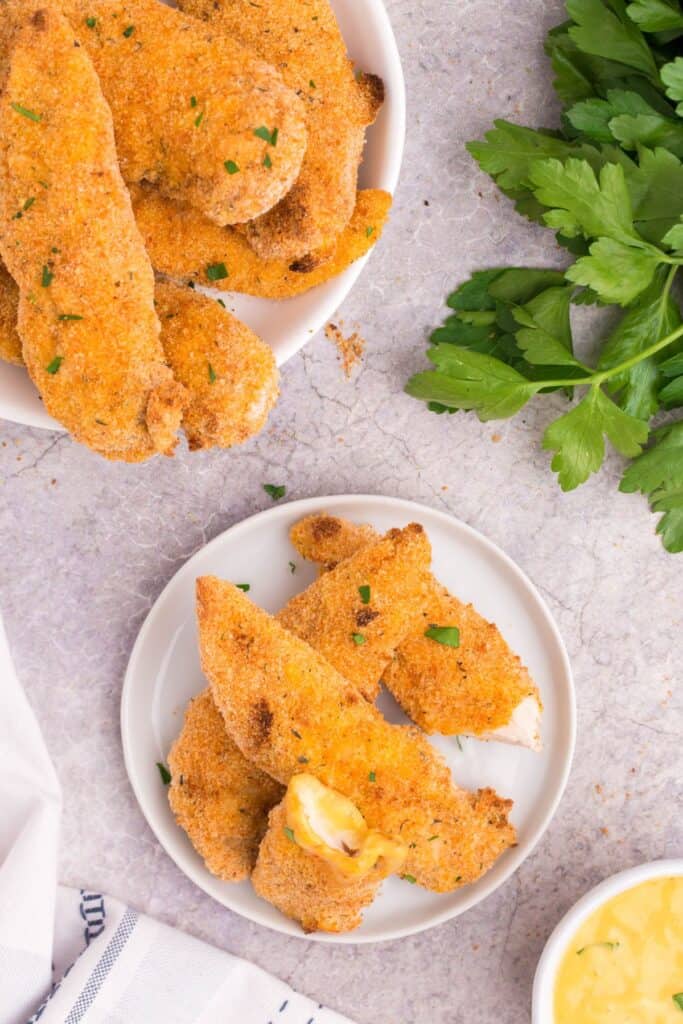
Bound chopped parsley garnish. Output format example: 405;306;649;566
41;265;53;287
190;96;197;108
351;632;366;645
194;111;204;128
673;994;683;1011
85;16;96;28
122;24;135;36
428;835;440;841
401;874;417;884
45;356;63;374
224;160;239;174
309;79;316;89
289;560;296;573
156;762;171;785
216;298;226;308
206;262;228;281
11;103;41;122
283;826;296;843
298;755;309;764
235;583;250;592
365;226;375;237
254;125;278;146
424;625;460;648
368;770;376;782
14;196;36;219
57;314;83;321
208;362;217;383
291;728;302;739
576;942;620;956
358;584;370;604
263;153;272;169
263;483;286;500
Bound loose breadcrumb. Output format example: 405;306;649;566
324;322;365;378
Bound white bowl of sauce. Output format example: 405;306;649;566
532;860;683;1023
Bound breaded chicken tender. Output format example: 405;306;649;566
154;281;278;451
277;525;432;702
168;689;284;880
0;264;277;450
57;0;307;226
178;0;384;261
0;263;20;365
289;513;376;571
291;515;543;749
131;185;391;299
197;577;516;892
0;6;186;461
252;774;406;933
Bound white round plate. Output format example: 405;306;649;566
122;495;575;943
0;0;405;431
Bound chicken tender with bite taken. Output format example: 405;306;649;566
252;773;406;933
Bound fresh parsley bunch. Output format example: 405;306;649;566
406;0;683;552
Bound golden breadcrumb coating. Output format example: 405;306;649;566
383;587;541;736
289;513;376;571
0;263;20;364
58;0;308;227
178;0;384;261
154;281;278;451
0;264;277;451
168;689;284;880
252;786;403;934
291;515;542;737
0;6;186;461
277;524;432;701
131;185;391;299
196;577;516;892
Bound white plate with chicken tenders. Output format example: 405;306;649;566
0;0;404;450
122;494;575;942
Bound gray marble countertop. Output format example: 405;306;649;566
1;2;682;1022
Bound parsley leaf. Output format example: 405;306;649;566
566;236;660;305
206;262;228;281
513;286;585;367
543;386;648;490
627;0;683;32
424;625;460;647
406;346;537;420
529;158;640;245
358;585;371;604
566;0;657;80
11;103;42;122
598;267;681;418
662;58;683;116
673;992;683;1011
46;356;63;374
156;762;171;785
263;483;286;500
224;160;239;174
620;422;683;550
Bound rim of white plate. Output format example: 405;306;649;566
0;0;406;431
532;858;683;1022
121;494;576;944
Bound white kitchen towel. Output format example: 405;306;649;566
0;618;352;1024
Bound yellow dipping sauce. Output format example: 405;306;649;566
554;876;683;1023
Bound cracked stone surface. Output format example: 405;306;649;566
1;2;682;1022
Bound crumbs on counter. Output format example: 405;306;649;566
325;321;365;378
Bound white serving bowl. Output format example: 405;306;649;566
532;858;683;1023
0;0;406;431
